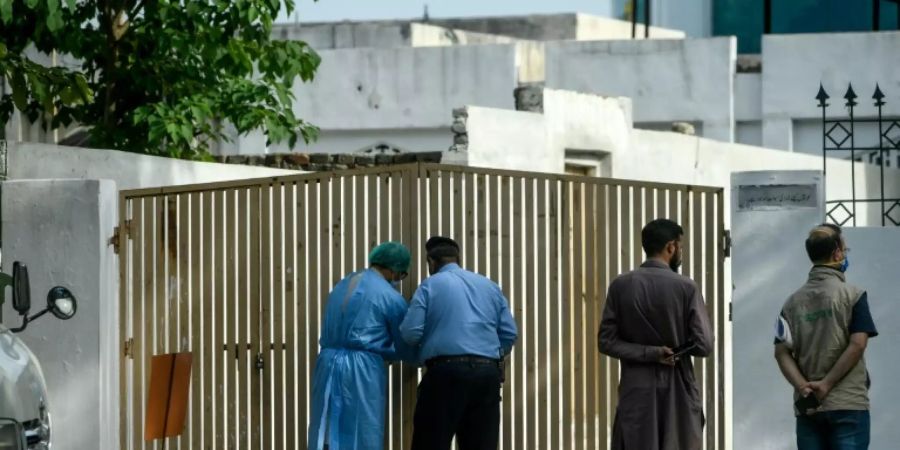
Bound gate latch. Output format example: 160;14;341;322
255;353;264;371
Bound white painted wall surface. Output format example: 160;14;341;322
292;45;517;131
545;37;736;142
463;106;561;173
2;179;118;450
7;141;299;191
761;32;900;151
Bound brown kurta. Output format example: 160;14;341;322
598;259;714;450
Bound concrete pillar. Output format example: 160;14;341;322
1;179;119;450
731;171;823;449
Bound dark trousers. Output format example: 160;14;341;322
411;360;502;450
796;410;870;450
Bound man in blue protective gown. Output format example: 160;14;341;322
308;241;417;450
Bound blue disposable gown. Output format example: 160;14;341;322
308;269;415;450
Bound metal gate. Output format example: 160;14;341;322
117;163;727;450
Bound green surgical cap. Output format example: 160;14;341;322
368;241;411;273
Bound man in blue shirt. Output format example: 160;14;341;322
400;236;518;450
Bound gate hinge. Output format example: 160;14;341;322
124;338;135;359
255;353;265;371
723;230;732;258
728;302;733;322
110;220;132;254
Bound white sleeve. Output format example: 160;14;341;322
774;313;793;348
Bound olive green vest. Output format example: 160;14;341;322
781;266;868;413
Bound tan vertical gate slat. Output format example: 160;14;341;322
307;181;322;449
402;166;419;449
548;179;561;449
561;181;573;450
716;191;726;450
224;190;237;450
332;176;342;288
691;189;705;437
237;188;250;450
464;172;475;270
452;171;464;246
164;196;178;449
489;174;499;292
154;197;167;450
631;187;643;271
704;191;717;450
584;183;597;450
249;186;262;450
656;188;666;221
511;177;524;450
133;199;147;450
274;183;287;450
536;178;549;450
355;175;367;270
442;170;452;238
389;170;403;450
430;168;440;238
200;192;214;449
212;191;226;449
476;174;487;276
177;194;190;449
296;182;309;450
571;181;585;450
285;183;297;450
611;185;626;417
523;177;537;450
596;183;610;449
498;175;512;450
189;193;202;450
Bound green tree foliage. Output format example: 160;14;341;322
1;0;320;159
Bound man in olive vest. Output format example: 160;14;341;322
774;224;878;449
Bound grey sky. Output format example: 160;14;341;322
279;0;617;23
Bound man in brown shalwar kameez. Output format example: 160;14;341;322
599;219;714;450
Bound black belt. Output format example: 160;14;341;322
425;355;500;369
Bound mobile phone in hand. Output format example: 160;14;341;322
672;340;697;360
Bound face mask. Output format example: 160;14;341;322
839;255;849;273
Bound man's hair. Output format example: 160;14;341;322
806;223;842;263
427;244;459;263
641;219;683;256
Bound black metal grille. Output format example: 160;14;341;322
818;83;900;226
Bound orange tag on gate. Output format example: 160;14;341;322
145;352;193;441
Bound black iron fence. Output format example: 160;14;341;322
818;83;900;226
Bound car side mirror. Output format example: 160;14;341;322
12;262;31;315
47;286;77;320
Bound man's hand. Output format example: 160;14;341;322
806;380;834;402
658;347;675;366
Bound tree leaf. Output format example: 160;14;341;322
0;0;12;24
10;70;28;111
25;0;39;9
46;0;60;14
46;10;64;32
